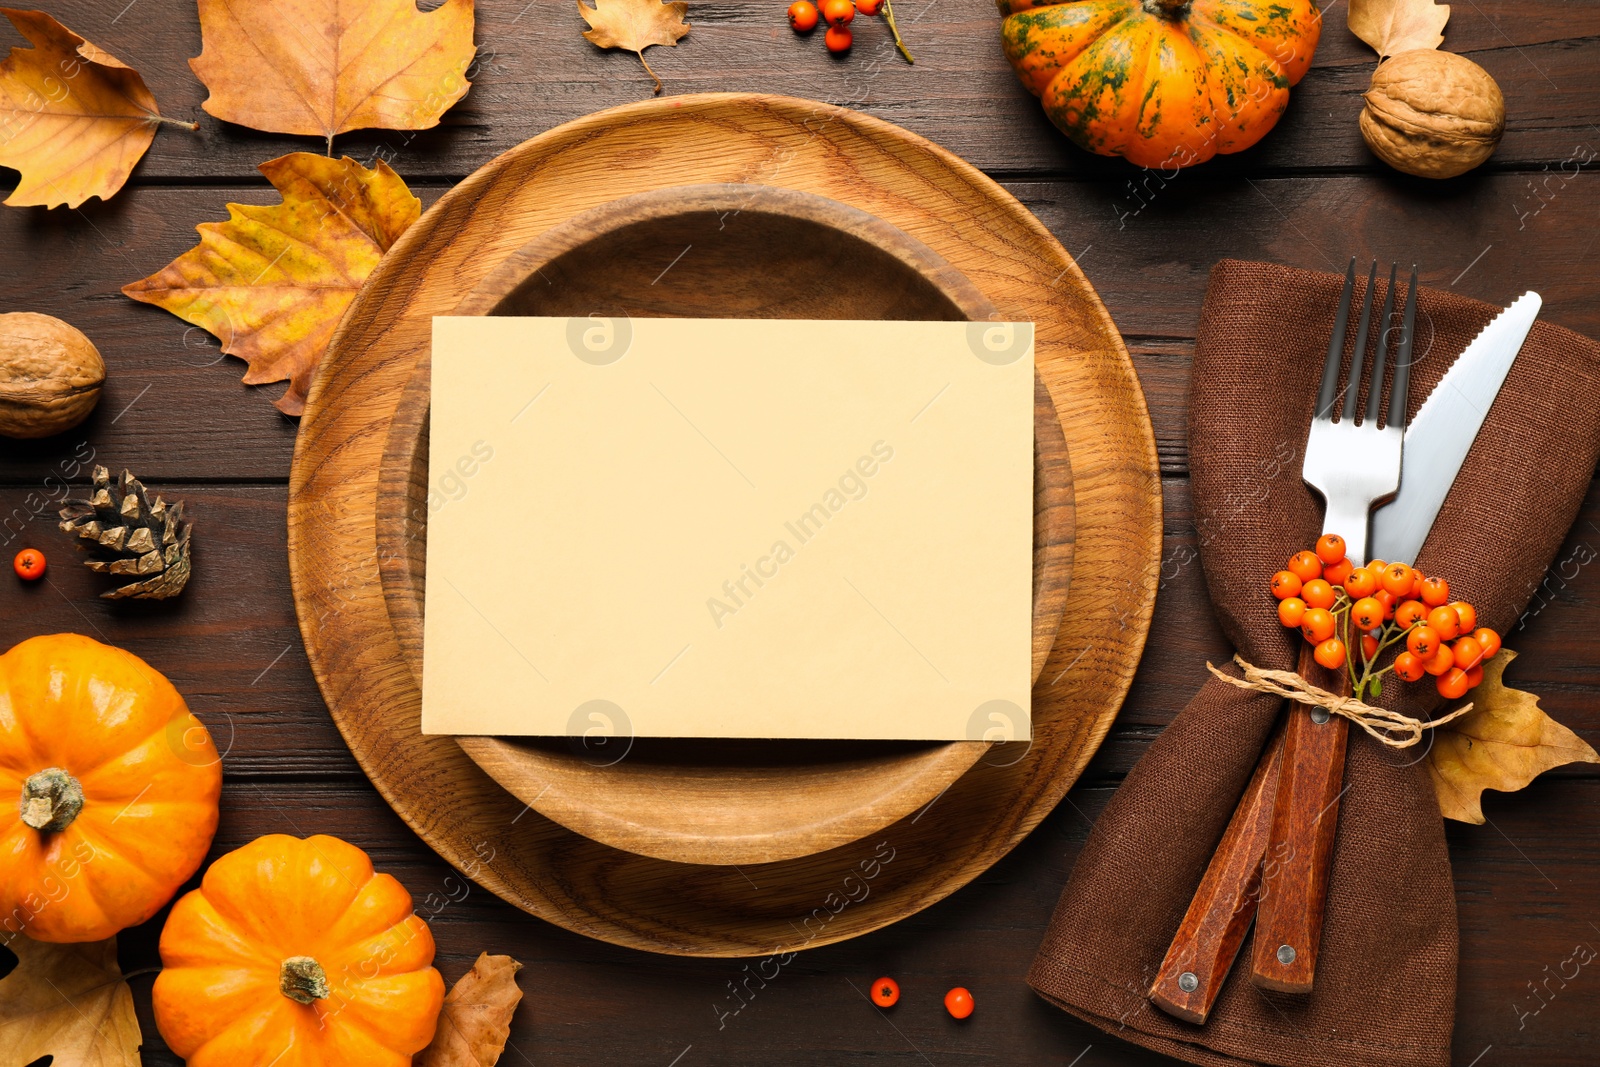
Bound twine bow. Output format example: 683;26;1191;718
1208;654;1473;748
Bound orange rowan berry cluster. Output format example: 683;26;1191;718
788;0;906;56
1271;533;1502;701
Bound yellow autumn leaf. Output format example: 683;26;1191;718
0;8;194;209
121;153;420;417
190;0;476;150
579;0;690;95
1427;650;1600;823
1349;0;1450;59
0;935;141;1066
419;953;524;1067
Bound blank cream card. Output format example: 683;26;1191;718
423;316;1034;740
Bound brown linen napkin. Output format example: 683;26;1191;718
1029;259;1600;1067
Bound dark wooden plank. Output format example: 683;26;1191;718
110;774;1600;1066
3;0;1596;182
3;173;1598;483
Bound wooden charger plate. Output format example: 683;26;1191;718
289;93;1161;956
373;183;1074;867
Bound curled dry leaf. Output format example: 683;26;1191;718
1426;651;1600;823
419;953;525;1067
191;0;476;150
0;8;193;209
0;935;142;1067
579;0;690;95
122;153;420;416
1348;0;1449;59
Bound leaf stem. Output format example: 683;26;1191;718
637;50;663;94
151;114;200;132
882;0;914;64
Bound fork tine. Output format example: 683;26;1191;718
1388;265;1419;430
1316;258;1356;418
1364;263;1398;425
1342;261;1379;421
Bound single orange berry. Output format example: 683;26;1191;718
1315;534;1346;565
1436;668;1470;699
1278;597;1307;628
1408;568;1427;598
1452;635;1484;671
856;0;885;13
1395;599;1429;630
1426;605;1461;641
1465;665;1484;688
1323;557;1354;587
824;22;852;50
821;0;855;24
1271;571;1303;600
1361;634;1380;661
944;987;975;1019
1343;567;1378;599
787;0;820;30
1394;650;1426;682
1287;550;1322;582
1474;627;1502;660
1351;596;1384;630
871;976;900;1007
1419;575;1450;607
1314;637;1347;670
1425;645;1456;676
12;548;45;581
1452;601;1477;632
1373;588;1397;620
1301;579;1336;610
1406;625;1439;659
1381;562;1413;597
1300;608;1335;644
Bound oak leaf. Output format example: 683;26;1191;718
0;8;193;209
1349;0;1449;59
419;953;524;1067
190;0;476;151
579;0;689;95
1427;651;1600;823
0;935;141;1066
122;152;420;416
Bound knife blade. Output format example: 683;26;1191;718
1370;293;1542;563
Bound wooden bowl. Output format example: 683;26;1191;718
373;184;1074;866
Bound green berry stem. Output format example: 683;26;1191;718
882;0;914;63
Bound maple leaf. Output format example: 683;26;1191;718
418;953;524;1067
122;152;420;417
1349;0;1450;59
0;935;141;1066
1426;651;1600;823
579;0;690;95
0;8;195;209
190;0;476;152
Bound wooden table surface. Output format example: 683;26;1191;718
4;1;1598;1064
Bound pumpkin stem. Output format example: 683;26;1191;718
19;768;84;832
280;956;330;1005
1143;0;1190;16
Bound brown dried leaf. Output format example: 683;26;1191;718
579;0;689;95
121;152;420;417
190;0;475;150
1427;651;1600;823
0;936;141;1066
1349;0;1450;59
0;8;191;208
419;953;524;1067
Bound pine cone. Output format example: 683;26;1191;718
59;466;193;600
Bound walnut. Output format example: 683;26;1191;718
1360;49;1505;179
0;313;106;439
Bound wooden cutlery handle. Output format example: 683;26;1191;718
1250;643;1349;994
1149;724;1287;1024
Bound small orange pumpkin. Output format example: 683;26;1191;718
997;0;1322;167
0;633;222;942
154;834;446;1067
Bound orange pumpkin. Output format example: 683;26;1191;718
997;0;1322;167
154;834;446;1067
0;633;222;942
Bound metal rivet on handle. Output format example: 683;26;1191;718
1311;707;1331;725
1178;972;1199;993
1277;944;1297;965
